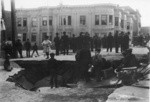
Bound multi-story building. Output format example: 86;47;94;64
16;3;141;46
0;0;2;57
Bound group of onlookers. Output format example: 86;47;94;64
53;31;130;56
132;34;150;46
2;38;39;58
2;31;131;59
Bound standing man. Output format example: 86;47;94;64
24;39;31;57
15;39;23;58
114;31;119;53
71;34;77;53
54;33;60;55
90;36;94;51
61;32;69;55
77;32;84;50
48;53;58;88
119;32;124;52
4;37;13;58
93;34;100;50
146;40;150;63
83;32;91;50
75;48;92;82
107;32;113;52
124;32;130;51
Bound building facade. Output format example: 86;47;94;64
0;0;2;57
16;3;141;46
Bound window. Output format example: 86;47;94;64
42;32;47;41
101;15;107;25
32;18;37;27
23;33;27;41
121;19;124;28
61;17;63;25
17;18;22;27
63;18;66;25
68;16;71;25
23;18;27;27
95;15;99;25
109;15;113;25
49;16;53;26
127;22;130;30
42;17;47;26
80;15;86;25
115;17;119;26
31;33;36;42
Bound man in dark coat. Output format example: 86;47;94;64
61;32;69;55
75;48;92;82
117;48;139;71
54;33;60;55
71;34;77;53
102;35;107;48
124;32;130;51
114;31;119;53
107;32;113;52
90;36;94;51
48;53;58;88
93;34;100;50
77;32;84;50
15;39;23;58
4;37;13;58
83;32;91;50
24;39;31;57
119;32;124;52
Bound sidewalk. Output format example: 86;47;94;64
106;85;149;102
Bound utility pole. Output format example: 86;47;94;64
1;0;5;58
1;0;5;41
11;0;17;58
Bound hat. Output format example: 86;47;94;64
122;48;132;55
126;48;132;53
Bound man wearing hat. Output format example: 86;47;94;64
61;32;69;55
146;40;150;63
117;48;139;71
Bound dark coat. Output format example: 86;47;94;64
54;36;60;47
24;41;31;50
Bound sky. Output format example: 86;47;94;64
3;0;150;27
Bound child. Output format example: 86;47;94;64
48;53;58;88
4;54;13;71
31;43;39;57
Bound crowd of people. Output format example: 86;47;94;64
2;31;131;59
132;34;150;46
54;31;131;56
